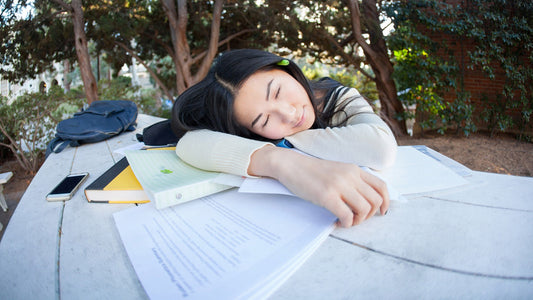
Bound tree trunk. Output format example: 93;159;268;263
162;0;191;94
52;0;98;104
347;0;407;136
96;51;101;82
63;60;71;92
162;0;224;95
193;0;223;82
70;0;98;104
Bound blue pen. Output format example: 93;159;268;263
276;139;294;148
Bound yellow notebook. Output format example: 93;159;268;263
105;165;143;191
84;157;150;203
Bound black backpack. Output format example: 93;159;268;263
136;119;180;147
46;100;138;156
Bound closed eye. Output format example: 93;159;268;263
275;86;281;99
262;115;270;127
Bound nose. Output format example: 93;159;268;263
276;102;296;123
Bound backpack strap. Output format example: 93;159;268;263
45;137;80;157
116;113;137;132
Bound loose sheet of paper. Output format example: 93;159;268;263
238;170;405;202
375;146;469;195
236;147;405;201
113;142;145;156
114;189;336;300
238;146;469;200
411;145;473;177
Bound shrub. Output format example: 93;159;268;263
0;86;68;174
0;77;171;174
440;91;476;136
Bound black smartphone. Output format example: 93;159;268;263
46;172;89;201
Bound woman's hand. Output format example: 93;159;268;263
249;145;389;227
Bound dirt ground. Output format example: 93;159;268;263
0;131;532;240
398;131;533;177
0;159;34;240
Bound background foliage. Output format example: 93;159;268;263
386;0;532;137
1;0;532;173
0;77;170;174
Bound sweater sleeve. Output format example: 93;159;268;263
175;129;272;177
285;88;397;170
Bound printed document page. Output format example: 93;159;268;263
114;189;336;300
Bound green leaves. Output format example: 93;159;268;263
0;85;67;173
388;0;532;137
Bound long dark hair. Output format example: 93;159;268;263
171;49;345;141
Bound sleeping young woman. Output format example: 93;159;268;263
171;49;397;227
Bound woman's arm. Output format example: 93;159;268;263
285;121;397;170
176;129;390;227
286;88;397;170
176;129;272;177
249;145;390;227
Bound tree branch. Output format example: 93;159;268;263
191;28;255;66
0;120;31;172
323;31;374;80
114;41;174;101
140;31;174;58
347;0;376;58
50;0;71;11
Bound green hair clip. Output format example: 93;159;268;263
277;59;290;66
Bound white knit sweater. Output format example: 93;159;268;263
176;87;397;176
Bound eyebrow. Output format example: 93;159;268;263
265;79;273;102
251;78;274;128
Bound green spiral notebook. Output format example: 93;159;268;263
125;150;233;209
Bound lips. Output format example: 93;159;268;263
294;107;305;128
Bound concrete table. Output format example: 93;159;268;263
0;114;532;299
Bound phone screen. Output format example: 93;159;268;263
50;175;88;194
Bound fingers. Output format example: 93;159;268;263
341;185;378;226
360;170;390;215
276;155;390;228
360;180;385;219
347;193;371;226
332;169;390;228
327;187;379;228
323;194;354;228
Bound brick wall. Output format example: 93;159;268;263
416;0;532;135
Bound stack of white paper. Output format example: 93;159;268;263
114;190;336;300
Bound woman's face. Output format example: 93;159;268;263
233;69;315;140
